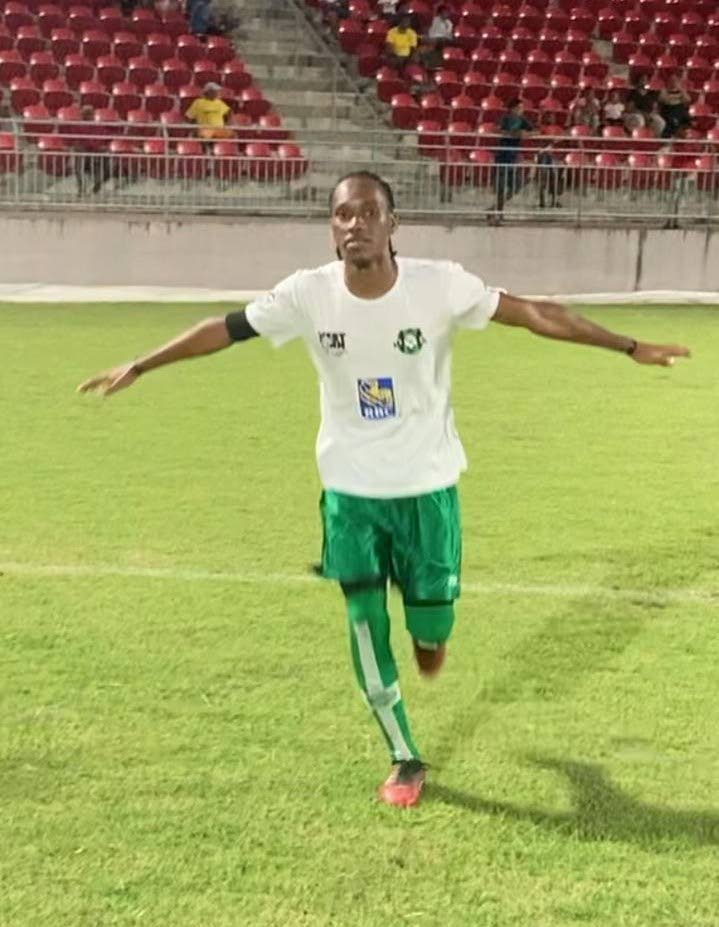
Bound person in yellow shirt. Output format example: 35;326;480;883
185;82;233;140
385;14;418;70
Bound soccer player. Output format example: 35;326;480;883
78;171;690;809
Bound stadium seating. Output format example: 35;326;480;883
0;0;307;191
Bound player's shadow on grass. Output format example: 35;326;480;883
428;756;719;847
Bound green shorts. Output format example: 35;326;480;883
319;486;462;602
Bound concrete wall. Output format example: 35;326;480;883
1;212;718;294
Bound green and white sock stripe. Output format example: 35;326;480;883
351;619;417;763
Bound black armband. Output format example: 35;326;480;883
225;310;260;343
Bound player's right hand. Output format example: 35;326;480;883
77;362;139;397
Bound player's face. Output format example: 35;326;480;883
331;179;397;270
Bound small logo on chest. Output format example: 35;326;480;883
394;328;425;355
318;331;346;356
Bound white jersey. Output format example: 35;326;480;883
245;257;502;498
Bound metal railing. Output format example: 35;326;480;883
0;120;717;225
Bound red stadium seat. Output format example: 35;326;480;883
685;56;712;89
689;100;715;132
655;54;679;80
544;5;569;32
16;26;46;60
564;28;591;57
193;59;220;88
521;73;549;105
22;102;54;140
476;121;499;149
405;63;428;87
468;147;494;186
56;103;83;142
142;81;173;117
159;107;187;138
178;83;201;112
221;59;251;92
570;6;596;34
605;75;629;94
492;70;520;103
442;46;469;75
0;131;21;174
653;11;678;41
450;93;480;128
29;50;59;83
337;19;363;54
356;44;380;78
50;29;80;63
480;93;506;124
702;79;719;110
213;139;243;182
491;3;516;32
623;11;649;39
158;10;187;40
447;119;474;153
452;23;478;52
111;80;142;117
276;142;307;181
694;34;719;62
460;3;485;30
141;137;168;179
390;92;420;130
98;6;125;34
96;54;125;89
539;95;569;124
667;33;692;66
627;51;654;83
517;3;543;33
109;137;140;179
525;48;552;79
417;119;444;158
145;32;173;67
174;138;205;181
348;0;371;19
124;106;155;138
93;106;122;147
636;31;662;59
509;26;536;56
37;133;72;175
498;48;523;78
631;125;662;152
112;31;142;64
434;69;463;103
127;55;157;89
0;51;28;83
375;67;406;103
593;151;624;189
130;8;159;38
81;29;111;60
694;154;718;194
228;110;254;144
79;78;109;108
176;34;204;67
581;51;608;81
0;24;11;54
204;36;234;68
37;5;66;38
596;6;621;40
600;124;629;152
160;57;191;92
469;47;497;80
627;152;655;190
10;76;40;114
611;31;636;65
4;1;34;32
554;50;582;80
240;86;270;119
479;24;506;53
419;92;449;127
256;112;289;147
537;27;563;57
463;71;491;104
706;14;719;40
42;77;74;113
549;74;576;107
67;6;99;36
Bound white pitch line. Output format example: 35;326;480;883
0;561;717;607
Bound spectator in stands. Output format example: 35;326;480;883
378;0;399;19
428;5;454;43
74;105;110;197
190;0;214;36
385;14;419;70
537;143;563;209
320;0;349;29
622;99;645;133
493;98;534;221
0;90;16;133
646;100;666;137
570;88;600;133
658;74;691;139
185;82;232;140
628;77;657;121
602;89;625;128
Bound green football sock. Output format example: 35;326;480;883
345;586;421;763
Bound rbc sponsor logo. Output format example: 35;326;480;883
357;378;397;420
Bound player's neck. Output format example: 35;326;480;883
343;256;398;300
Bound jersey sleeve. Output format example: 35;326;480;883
447;262;504;330
244;272;305;348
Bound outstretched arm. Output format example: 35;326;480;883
493;293;690;367
77;311;257;396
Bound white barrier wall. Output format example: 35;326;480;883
2;212;718;295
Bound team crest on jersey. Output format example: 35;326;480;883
318;331;346;356
357;378;396;420
394;328;425;355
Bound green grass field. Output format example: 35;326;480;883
1;302;718;927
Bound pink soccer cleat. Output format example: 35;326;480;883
378;759;427;808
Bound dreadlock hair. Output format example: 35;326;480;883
329;170;398;262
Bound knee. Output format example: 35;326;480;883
404;601;455;646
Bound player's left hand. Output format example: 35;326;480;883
631;342;691;367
